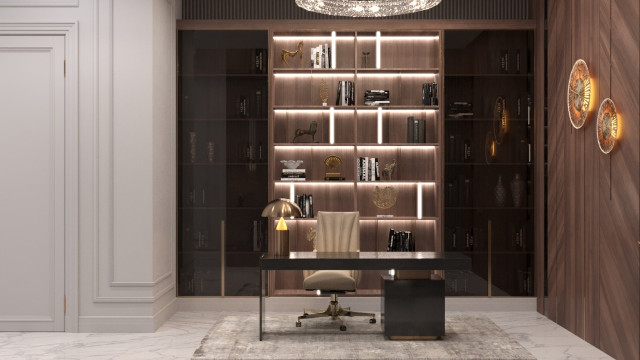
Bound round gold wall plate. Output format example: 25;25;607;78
567;59;591;129
596;98;618;154
372;186;398;209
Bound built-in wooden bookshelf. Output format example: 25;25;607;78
268;30;443;296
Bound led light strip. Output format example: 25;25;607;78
273;73;355;78
357;181;435;186
273;36;355;40
274;109;354;114
358;36;439;40
276;181;356;186
357;145;436;150
275;145;354;150
356;109;437;113
356;73;438;77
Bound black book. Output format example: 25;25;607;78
407;116;415;143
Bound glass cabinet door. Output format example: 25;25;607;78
444;30;534;296
177;30;268;296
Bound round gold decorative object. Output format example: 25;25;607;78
484;131;496;165
567;59;591;129
319;79;329;105
372;186;398;209
596;98;618;154
324;155;342;170
493;96;508;144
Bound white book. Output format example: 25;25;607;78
364;156;369;181
369;157;376;181
310;47;315;67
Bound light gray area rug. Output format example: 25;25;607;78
192;314;536;359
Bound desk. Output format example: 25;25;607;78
258;251;471;340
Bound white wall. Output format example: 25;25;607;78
0;0;177;332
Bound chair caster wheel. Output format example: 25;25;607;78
369;318;376;324
340;325;346;331
296;321;301;327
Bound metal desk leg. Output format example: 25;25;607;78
259;269;264;341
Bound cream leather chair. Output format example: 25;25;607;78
296;211;376;331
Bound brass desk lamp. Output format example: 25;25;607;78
262;199;302;257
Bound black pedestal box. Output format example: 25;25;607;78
381;275;445;339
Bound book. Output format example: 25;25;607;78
280;177;306;181
417;118;425;143
282;168;306;173
407;116;414;143
324;176;346;181
413;117;419;143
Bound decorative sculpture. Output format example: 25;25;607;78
381;159;397;180
281;41;304;66
319;79;329;105
372;186;398;209
293;120;318;142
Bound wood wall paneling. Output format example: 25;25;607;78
548;0;640;358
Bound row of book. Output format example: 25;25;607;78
422;83;438;106
406;116;426;143
387;229;415;252
336;81;355;106
294;193;314;218
357;157;380;181
448;101;473;118
310;44;332;69
364;89;390;106
281;168;306;181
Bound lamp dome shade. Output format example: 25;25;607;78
261;198;303;218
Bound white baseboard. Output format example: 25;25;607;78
153;297;178;331
177;296;536;313
79;315;156;333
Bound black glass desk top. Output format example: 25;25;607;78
260;251;471;270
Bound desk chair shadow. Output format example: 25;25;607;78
296;211;376;331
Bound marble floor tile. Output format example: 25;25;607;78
0;311;613;360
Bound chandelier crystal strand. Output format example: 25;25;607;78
295;0;442;17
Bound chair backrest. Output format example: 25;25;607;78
315;211;359;252
304;211;361;284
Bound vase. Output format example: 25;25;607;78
510;173;525;207
494;176;506;207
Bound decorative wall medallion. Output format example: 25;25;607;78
372;186;398;209
567;59;591;129
596;98;618;154
493;96;507;144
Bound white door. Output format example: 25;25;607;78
0;35;65;331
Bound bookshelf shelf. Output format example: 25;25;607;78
269;28;443;296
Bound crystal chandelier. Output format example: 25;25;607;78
295;0;442;17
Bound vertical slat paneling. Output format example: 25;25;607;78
598;0;640;358
549;0;639;358
555;0;571;329
584;0;601;346
181;0;530;20
546;0;560;322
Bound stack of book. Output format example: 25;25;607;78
422;83;438;105
448;102;473;118
294;193;314;218
281;168;306;181
310;44;331;69
357;157;380;181
363;89;390;106
336;81;354;106
406;116;425;143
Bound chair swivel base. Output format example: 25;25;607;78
296;294;376;331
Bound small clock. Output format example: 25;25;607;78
567;59;591;129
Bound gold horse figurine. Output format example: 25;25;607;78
281;41;304;66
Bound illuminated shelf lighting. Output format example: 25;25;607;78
273;36;355;40
360;217;438;221
357;109;437;113
357;181;436;186
358;36;439;40
357;145;436;150
274;73;354;78
273;108;354;114
356;73;438;77
275;181;355;186
275;145;354;150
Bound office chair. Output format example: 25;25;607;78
296;211;376;331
